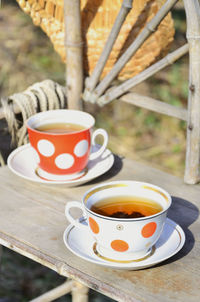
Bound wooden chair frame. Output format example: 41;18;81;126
64;0;200;185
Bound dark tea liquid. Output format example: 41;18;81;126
90;196;163;218
35;123;86;134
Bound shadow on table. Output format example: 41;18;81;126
154;196;199;268
82;154;124;186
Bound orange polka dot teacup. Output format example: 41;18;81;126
65;181;172;262
26;110;108;178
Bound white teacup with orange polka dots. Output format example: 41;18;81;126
26;109;108;178
65;181;172;262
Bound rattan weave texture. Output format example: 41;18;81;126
16;0;174;80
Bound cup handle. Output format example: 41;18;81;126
89;128;108;161
65;201;87;229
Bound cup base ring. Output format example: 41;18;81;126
35;166;87;181
93;243;155;263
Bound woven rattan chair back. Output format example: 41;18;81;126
16;0;174;80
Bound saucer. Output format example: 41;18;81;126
63;218;185;270
36;166;87;181
7;144;114;186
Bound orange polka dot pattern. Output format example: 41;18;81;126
141;222;157;238
111;240;129;252
89;217;99;234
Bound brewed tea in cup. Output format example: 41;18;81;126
65;181;172;261
26;109;108;177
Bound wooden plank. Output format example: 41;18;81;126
119;93;187;121
64;0;83;110
183;0;200;184
96;44;189;106
0;158;200;302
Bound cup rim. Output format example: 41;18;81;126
26;109;95;135
83;180;172;221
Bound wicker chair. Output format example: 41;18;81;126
16;0;174;80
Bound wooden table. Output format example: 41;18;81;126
0;155;199;302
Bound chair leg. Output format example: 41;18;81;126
71;281;89;302
0;245;2;263
29;279;74;302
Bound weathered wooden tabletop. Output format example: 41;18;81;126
0;155;199;302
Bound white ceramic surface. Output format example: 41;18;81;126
65;181;171;261
7;144;114;186
63;218;185;270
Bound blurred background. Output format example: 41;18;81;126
0;0;187;301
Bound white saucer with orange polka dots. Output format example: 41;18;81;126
7;143;114;186
63;218;185;270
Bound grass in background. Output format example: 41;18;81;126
0;247;115;302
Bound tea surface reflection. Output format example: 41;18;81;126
90;196;163;219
